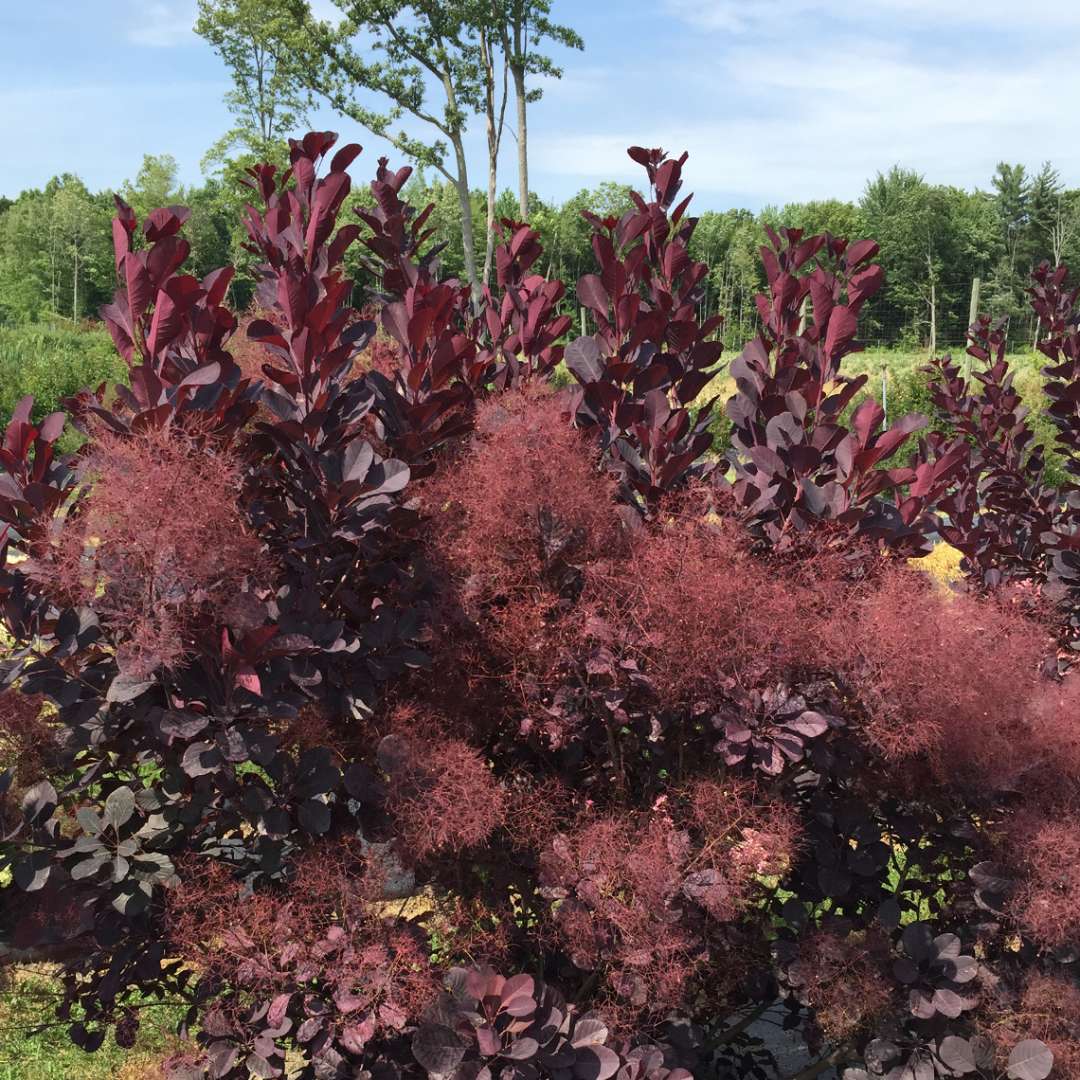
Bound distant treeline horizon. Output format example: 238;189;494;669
2;145;1075;352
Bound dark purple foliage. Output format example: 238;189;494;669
712;686;841;775
412;968;683;1080
566;147;723;510
924;315;1055;590
926;265;1080;645
477;219;573;389
725;227;965;553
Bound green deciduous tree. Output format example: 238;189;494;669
49;178;108;321
121;154;182;218
0;177;112;325
530;181;633;313
262;0;490;295
492;0;583;219
0;191;51;323
689;207;763;346
196;0;313;167
400;168;486;284
860;167;997;351
197;0;583;295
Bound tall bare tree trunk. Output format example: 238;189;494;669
480;29;508;287
451;136;480;302
513;62;528;219
965;276;981;381
926;249;937;357
1051;198;1072;268
495;0;582;221
48;213;59;316
483;168;497;289
436;60;481;301
502;8;529;220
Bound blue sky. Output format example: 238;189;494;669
4;0;1080;211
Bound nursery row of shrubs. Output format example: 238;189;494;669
3;133;1080;1080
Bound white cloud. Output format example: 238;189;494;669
663;0;817;33
127;0;197;47
532;65;610;103
663;0;1080;32
530;37;1080;207
866;0;1080;27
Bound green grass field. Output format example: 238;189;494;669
0;968;187;1079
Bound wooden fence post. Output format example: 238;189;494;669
965;276;981;379
967;276;981;331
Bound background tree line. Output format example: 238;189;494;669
4;152;1078;352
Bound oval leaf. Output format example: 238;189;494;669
104;786;136;831
1008;1041;1053;1080
412;1024;466;1075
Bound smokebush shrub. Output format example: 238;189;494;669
3;133;1080;1080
